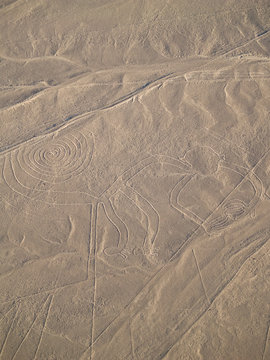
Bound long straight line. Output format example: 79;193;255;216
2;25;269;157
4;26;270;157
262;317;270;360
0;73;172;156
89;202;98;360
192;249;211;306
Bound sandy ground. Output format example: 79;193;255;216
0;0;270;359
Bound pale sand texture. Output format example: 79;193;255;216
0;0;270;359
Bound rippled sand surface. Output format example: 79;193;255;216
0;1;270;359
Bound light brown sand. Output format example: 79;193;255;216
0;0;270;359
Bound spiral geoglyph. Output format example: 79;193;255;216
13;130;94;184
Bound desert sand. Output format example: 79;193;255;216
0;0;270;359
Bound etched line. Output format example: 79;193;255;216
162;238;270;360
0;74;173;155
170;175;204;225
0;303;20;357
123;185;160;250
1;279;89;306
102;198;128;255
129;317;136;360
89;202;98;360
0;302;16;325
86;204;92;280
11;295;50;360
33;295;53;360
203;154;267;232
192;249;211;306
262;317;270;360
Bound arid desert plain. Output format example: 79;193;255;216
0;0;270;359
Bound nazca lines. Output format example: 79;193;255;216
2;136;264;279
204;170;262;233
11;130;94;184
171;173;262;233
81;151;269;360
2;136;264;260
170;146;263;234
2;136;192;261
1;131;266;359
